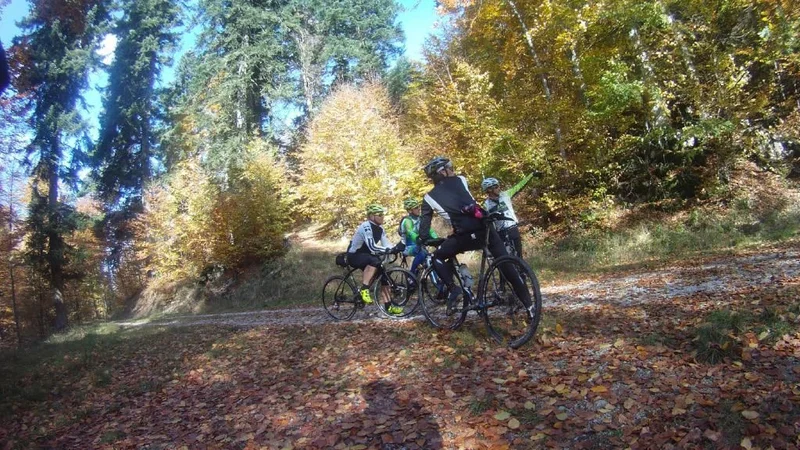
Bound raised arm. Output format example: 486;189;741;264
507;172;536;198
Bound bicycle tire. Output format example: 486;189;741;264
372;267;419;318
322;274;358;321
480;255;542;348
419;265;467;330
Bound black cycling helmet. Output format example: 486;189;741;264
423;156;453;179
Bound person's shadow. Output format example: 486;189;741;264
326;379;443;449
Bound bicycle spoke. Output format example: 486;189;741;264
322;275;358;321
419;267;466;329
374;267;419;318
481;256;542;348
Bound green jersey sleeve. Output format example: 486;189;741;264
506;172;536;198
403;218;419;243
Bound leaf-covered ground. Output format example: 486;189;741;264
2;247;800;449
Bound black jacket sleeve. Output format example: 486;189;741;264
418;197;434;244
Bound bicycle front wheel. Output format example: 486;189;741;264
373;267;419;318
419;266;467;330
480;256;542;348
322;274;358;321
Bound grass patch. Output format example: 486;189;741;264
209;245;344;312
99;430;125;444
525;198;800;283
510;407;541;425
450;330;478;358
0;326;219;420
636;331;676;348
694;324;740;364
469;395;495;416
45;322;123;344
706;310;750;334
694;309;750;363
693;306;799;363
715;400;745;447
755;308;794;343
92;368;113;387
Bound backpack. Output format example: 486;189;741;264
397;215;410;238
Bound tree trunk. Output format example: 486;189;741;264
630;27;667;131
9;261;20;346
504;0;565;159
38;292;46;337
48;141;68;331
8;202;21;346
570;45;589;107
6;171;22;346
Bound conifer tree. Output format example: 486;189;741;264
11;0;108;330
92;0;181;274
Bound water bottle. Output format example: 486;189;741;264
458;264;474;289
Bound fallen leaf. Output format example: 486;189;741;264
508;418;520;429
494;411;511;421
703;429;720;442
741;411;759;420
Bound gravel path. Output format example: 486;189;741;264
117;247;800;329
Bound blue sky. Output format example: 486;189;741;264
0;0;439;136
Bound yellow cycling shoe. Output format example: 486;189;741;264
360;289;374;304
386;305;404;316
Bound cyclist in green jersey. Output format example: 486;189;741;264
399;198;438;275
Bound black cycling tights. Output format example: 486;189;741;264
431;228;531;303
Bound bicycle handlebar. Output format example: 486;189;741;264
380;251;400;264
484;212;514;223
421;238;446;248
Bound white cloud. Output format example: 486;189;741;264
97;34;118;65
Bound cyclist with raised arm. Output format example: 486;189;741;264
347;204;405;315
481;172;537;258
417;157;532;313
399;198;439;276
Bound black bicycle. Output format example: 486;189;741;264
418;213;542;348
322;252;419;320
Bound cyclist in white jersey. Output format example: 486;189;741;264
347;204;405;314
481;172;538;258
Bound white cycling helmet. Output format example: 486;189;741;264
481;177;500;192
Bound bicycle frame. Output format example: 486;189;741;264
420;212;536;320
322;251;419;320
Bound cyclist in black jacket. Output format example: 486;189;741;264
418;157;532;311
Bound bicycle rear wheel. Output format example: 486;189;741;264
322;274;358;320
480;256;542;348
373;267;419;318
419;265;467;330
